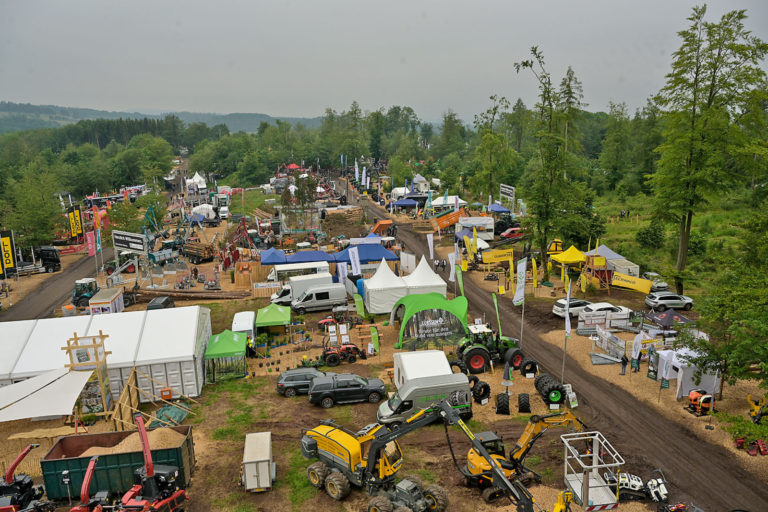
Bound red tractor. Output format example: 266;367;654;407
120;415;188;511
686;389;715;416
321;339;367;366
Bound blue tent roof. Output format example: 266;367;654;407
365;232;379;238
455;228;472;240
392;199;418;207
286;250;334;263
260;248;287;265
188;213;206;223
489;203;510;213
334;244;398;263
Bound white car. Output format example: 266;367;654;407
579;302;631;318
219;206;230;219
645;292;694;311
552;298;592;318
642;272;669;292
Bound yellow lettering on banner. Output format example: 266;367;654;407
1;236;14;269
73;207;83;235
68;211;77;237
480;248;516;264
499;285;505;295
611;272;653;294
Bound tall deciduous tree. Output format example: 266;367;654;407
599;102;631;190
650;6;767;293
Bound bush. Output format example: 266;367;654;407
636;223;665;248
688;230;707;257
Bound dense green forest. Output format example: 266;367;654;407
0;6;765;389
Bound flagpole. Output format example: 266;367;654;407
519;300;525;351
561;331;568;384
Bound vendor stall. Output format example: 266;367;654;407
364;259;408;314
205;330;247;383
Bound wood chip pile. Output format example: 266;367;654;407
80;429;186;457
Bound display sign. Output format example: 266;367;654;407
611;272;653;294
68;206;84;237
479;248;516;264
0;230;17;278
400;308;467;349
112;230;149;253
500;183;515;204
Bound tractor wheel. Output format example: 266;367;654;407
472;381;491;403
449;360;468;375
495;393;510;415
401;474;424;492
321;397;334;409
504;348;524;369
481;486;506;503
367;496;394;512
423;485;449;512
467;375;480;389
284;387;297;398
543;383;566;404
325;354;340;367
393;507;413;512
518;393;531;413
77;297;90;308
368;392;382;403
307;462;328;488
324;472;350;500
347;354;357;364
464;348;490;374
519;358;538;376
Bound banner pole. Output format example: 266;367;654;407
561;333;567;384
519;300;525;350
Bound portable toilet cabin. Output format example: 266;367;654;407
242;432;275;493
89;287;125;315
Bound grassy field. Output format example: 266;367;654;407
224;188;279;217
592;189;752;296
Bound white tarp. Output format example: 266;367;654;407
403;256;447;297
431;195;468;208
135;307;210;366
656;347;720;399
12;315;94;380
0;319;37;384
0;369;93;422
191;204;216;220
192;172;207;189
363;259;408;314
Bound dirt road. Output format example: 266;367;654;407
357;195;768;510
0;247;113;321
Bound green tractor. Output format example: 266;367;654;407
72;278;99;308
456;324;524;374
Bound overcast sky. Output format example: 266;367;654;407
2;0;767;122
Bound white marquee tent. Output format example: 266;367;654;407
0;306;211;403
363;259;408;314
402;256;447;297
430;195;468;208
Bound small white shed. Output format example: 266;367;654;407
393;350;451;389
232;311;256;339
242;432;275;492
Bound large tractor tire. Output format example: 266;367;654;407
518;393;531;413
495;393;510;415
400;474;424;492
543;383;566;404
77;297;90;308
519;358;538;376
324;472;351;500
467;375;480;389
464;347;490;374
325;353;340;367
307;462;329;488
423;485;449;512
473;381;491;403
449;359;468;375
367;496;394;512
504;348;524;369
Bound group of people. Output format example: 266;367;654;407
619;209;632;218
433;258;447;271
620;352;643;375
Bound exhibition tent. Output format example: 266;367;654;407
364;259;408;314
260;248;287;265
403;256;447;297
392;199;418;208
431;195;468;208
585;244;624;261
334;244;398;263
550;245;586;265
205;330;247;383
390;293;469;349
585;244;639;276
489;203;510;213
0;319;36;384
11;315;94;380
286;250;334;263
255;303;291;327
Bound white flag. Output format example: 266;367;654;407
355;160;359;182
454;243;461;261
427;233;434;260
366;176;370;189
448;253;456;282
454;195;459;212
662;357;672;380
338;261;348;283
513;258;527;306
632;332;646;359
564;282;572;338
488;194;493;208
362;166;367;187
349;246;361;275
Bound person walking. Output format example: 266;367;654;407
620;353;629;375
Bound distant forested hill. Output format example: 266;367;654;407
0;101;324;134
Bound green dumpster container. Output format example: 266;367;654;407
41;425;195;500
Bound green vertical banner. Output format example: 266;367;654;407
492;292;502;338
370;327;380;353
455;264;465;297
353;293;366;318
660;378;670;389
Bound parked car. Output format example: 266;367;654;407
308;374;386;408
642;272;669;292
645;292;694;311
147;296;175;310
579;302;631;316
552;298;592;318
219;206;230;219
500;227;526;241
276;368;336;397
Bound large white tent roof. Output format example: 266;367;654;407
86;310;147;368
135;307;206;366
0;319;36;381
364;259;408;314
365;259;406;291
402;256;447;296
431;195;467;207
12;316;94;380
0;368;93;422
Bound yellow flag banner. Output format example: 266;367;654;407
478;248;516;264
532;258;538;288
463;236;474;260
611;272;653;294
472;227;478;253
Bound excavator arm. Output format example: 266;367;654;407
510;411;586;463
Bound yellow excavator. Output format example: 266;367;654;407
748;394;767;424
463;411;586;503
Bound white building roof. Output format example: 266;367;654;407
134;307;204;366
402;256;447;297
86;310;147;368
12;316;93;380
0;319;37;381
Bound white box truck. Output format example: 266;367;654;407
393;350;452;390
291;283;347;314
242;432;275;493
232;311;256;339
89;288;125;315
270;272;333;306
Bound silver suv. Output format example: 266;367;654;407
642;272;669;292
645;292;693;311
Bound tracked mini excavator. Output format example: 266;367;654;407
0;444;54;512
461;411;586;503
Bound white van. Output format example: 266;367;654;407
232;311;255;339
377;373;472;426
271;273;333;306
220;206;230;219
291;283;347;314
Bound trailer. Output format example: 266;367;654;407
41;425;195;501
393;350;452;390
242;432;275;493
88;287;125;315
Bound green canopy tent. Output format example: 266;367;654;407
390;293;469;349
205;330;247;383
255;303;291;327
